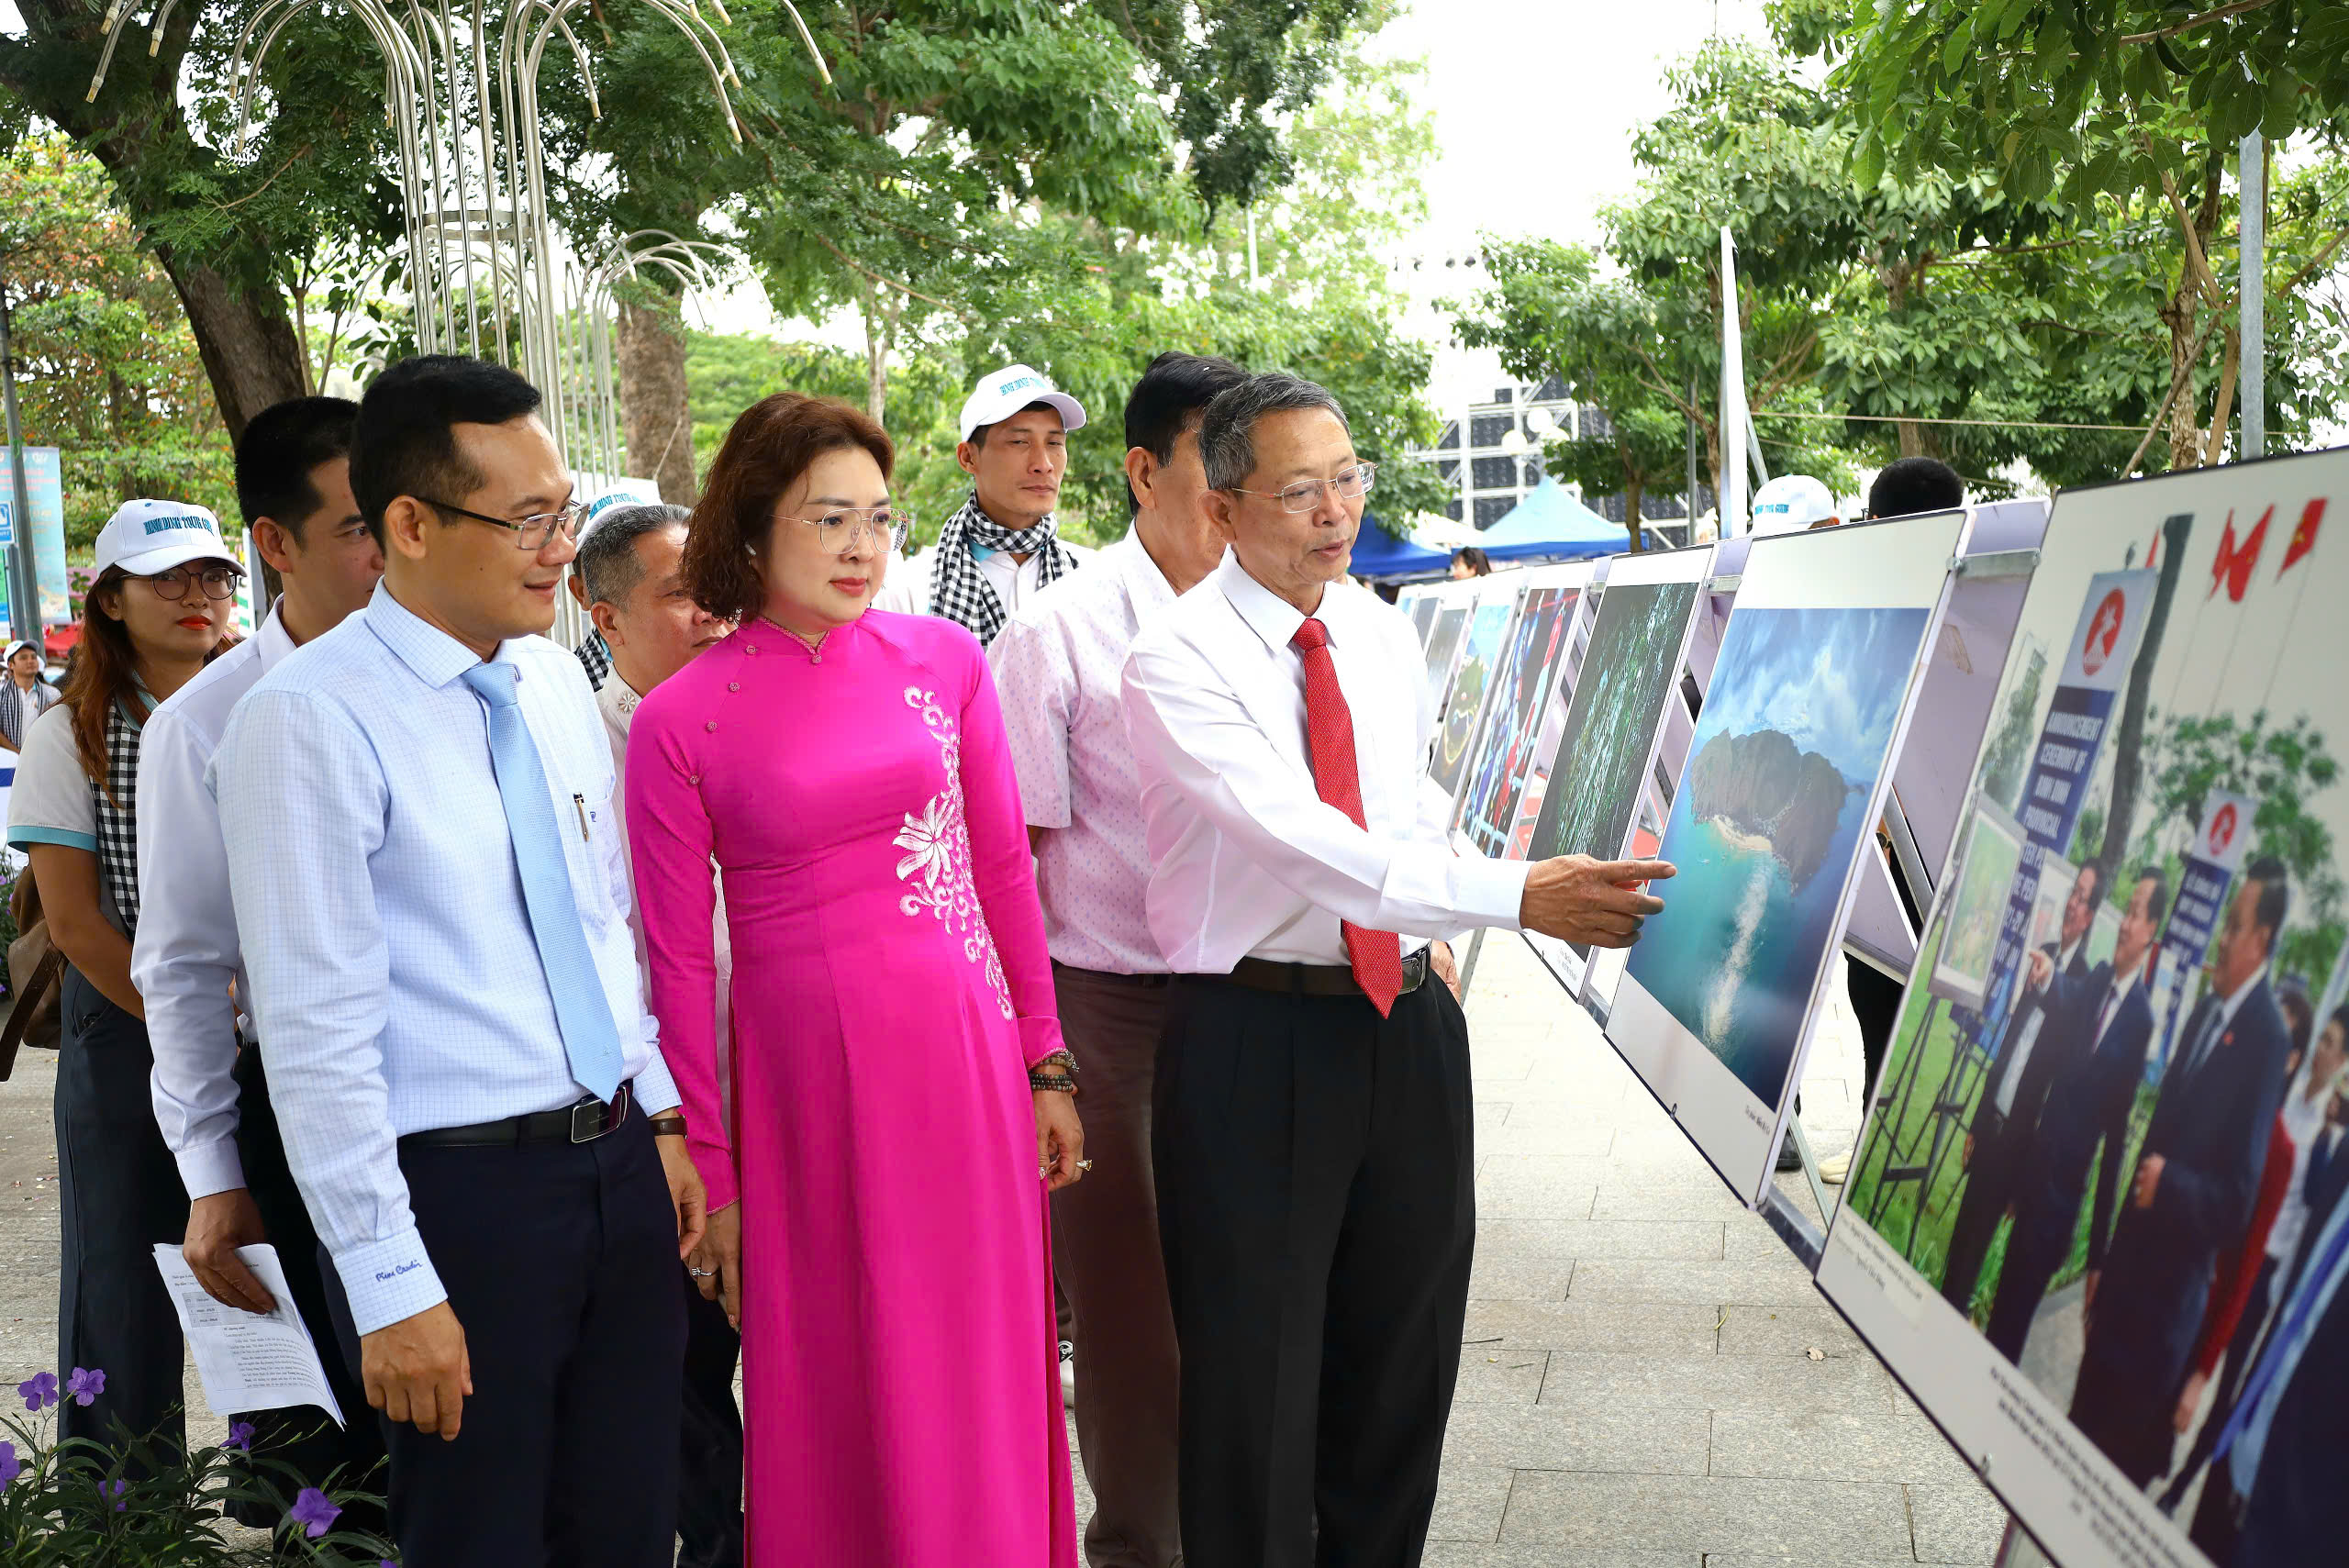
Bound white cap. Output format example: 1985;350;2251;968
582;484;664;538
1749;474;1839;536
5;639;39;664
94;499;238;578
957;363;1086;443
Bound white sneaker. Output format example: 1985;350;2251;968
1819;1151;1852;1184
1060;1339;1077;1407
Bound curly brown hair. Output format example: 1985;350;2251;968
683;394;896;624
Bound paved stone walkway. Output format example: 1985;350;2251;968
0;931;2009;1563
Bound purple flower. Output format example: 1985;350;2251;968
65;1367;105;1407
102;1478;128;1512
17;1372;57;1411
224;1420;255;1452
0;1439;18;1485
287;1486;341;1539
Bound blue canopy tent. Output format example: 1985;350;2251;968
1347;514;1453;583
1476;478;1640;562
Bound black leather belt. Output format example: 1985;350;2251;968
399;1083;634;1151
1218;949;1428;999
1052;962;1171;988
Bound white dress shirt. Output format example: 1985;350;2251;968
598;675;732;1122
1121;553;1529;972
873;537;1095;618
990;531;1180;973
134;603;299;1200
210;583;680;1336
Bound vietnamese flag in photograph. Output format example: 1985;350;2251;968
2279;497;2325;576
2209;506;2271;602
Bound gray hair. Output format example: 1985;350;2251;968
576;502;691;607
1197;373;1352;492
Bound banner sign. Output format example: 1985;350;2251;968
0;446;67;632
1979;570;2155;1039
2147;789;2255;1073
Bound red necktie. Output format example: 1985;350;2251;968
1291;617;1406;1017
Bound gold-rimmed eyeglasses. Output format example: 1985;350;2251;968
422;496;589;551
1228;462;1378;513
794;506;912;555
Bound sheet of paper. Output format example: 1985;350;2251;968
152;1243;344;1426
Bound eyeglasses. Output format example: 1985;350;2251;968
422;496;588;551
1229;463;1378;513
794;506;911;555
138;564;245;601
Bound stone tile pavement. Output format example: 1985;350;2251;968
0;930;2009;1564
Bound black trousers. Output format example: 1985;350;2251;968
1845;961;1904;1110
53;966;187;1462
1983;1204;2071;1365
317;1109;686;1568
1154;973;1475;1568
228;1046;386;1528
1939;1121;2017;1318
2188;1461;2243;1566
677;1266;745;1568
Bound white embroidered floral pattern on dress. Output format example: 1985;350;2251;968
893;685;1014;1017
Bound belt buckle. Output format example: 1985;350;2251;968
570;1091;622;1143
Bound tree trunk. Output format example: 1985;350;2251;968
1623;474;1645;552
2094;512;2191;880
1895;419;1927;459
616;297;696;503
2202;324;2241;466
150;242;310;440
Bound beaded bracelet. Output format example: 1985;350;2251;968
1030;1072;1078;1095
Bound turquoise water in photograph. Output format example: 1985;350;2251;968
1629;774;1873;1106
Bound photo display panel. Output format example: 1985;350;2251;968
1607;512;1964;1207
1816;447;2349;1568
1455;562;1595;855
1520;546;1711;998
1429;584;1521;802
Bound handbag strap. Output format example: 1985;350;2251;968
0;941;65;1083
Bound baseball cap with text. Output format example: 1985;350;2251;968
94;499;239;579
958;364;1087;443
1748;474;1840;536
581;484;663;539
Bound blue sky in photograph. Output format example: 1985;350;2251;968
1696;607;1929;782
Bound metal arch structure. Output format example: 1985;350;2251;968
85;0;829;478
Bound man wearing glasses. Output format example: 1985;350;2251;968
885;362;1092;642
1120;373;1673;1567
210;355;707;1568
135;395;390;1521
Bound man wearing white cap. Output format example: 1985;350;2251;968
567;484;662;690
9;495;244;1462
1747;473;1841;535
909;362;1093;643
0;637;58;751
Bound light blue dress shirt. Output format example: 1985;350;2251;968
210;583;679;1335
2226;1179;2349;1491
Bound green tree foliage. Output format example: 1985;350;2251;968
2143;706;2344;947
0;134;234;545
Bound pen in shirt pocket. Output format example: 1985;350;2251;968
573;793;590;841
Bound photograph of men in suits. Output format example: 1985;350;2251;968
2068;856;2297;1487
2184;1067;2349;1566
1942;861;2103;1316
1981;866;2165;1363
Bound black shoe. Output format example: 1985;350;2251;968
1776;1140;1804;1173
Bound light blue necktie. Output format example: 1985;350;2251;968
462;662;624;1103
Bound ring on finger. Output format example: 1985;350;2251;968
1075;1158;1094;1172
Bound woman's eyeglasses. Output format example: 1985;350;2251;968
137;564;245;601
795;506;911;555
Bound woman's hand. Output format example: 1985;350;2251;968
1035;1090;1085;1192
689;1202;743;1330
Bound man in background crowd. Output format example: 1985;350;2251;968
567;486;664;691
134;395;389;1522
1942;862;2102;1314
2069;858;2294;1485
1747;473;1841;534
1865;456;1964;521
1447;546;1490;579
1982;866;2164;1362
991;350;1245;1568
890;363;1090;641
575;500;742;1568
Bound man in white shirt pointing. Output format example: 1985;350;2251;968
1120;372;1673;1567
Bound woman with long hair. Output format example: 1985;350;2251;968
6;501;241;1458
628;395;1081;1564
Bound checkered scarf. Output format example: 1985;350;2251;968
93;702;142;936
926;492;1074;645
575;629;612;692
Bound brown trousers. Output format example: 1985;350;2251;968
1053;962;1184;1568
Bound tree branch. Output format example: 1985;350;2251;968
2119;0;2278;46
2124;306;2224;478
2278;225;2349;296
808;229;971;319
